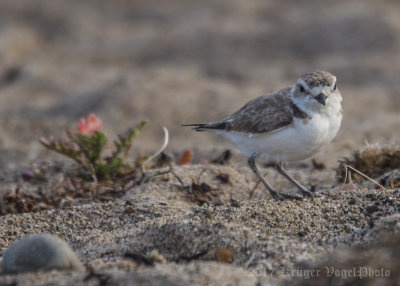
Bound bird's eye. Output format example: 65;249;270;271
333;83;337;91
299;85;305;92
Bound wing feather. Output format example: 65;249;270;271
186;87;295;134
222;87;293;133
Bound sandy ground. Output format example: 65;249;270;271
0;164;399;285
0;0;399;285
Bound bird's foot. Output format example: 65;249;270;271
300;188;314;197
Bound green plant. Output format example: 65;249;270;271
40;114;146;181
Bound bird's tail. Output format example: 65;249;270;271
182;121;227;132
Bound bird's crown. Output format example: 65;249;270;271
298;70;336;88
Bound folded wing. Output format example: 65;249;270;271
185;87;294;134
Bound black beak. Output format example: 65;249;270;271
315;93;327;106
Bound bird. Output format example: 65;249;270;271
184;70;343;200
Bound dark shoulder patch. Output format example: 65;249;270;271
291;101;311;119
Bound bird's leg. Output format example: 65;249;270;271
275;162;314;197
247;153;302;200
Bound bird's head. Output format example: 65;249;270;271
292;70;341;112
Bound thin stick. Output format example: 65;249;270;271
88;164;98;184
249;171;268;199
143;169;172;184
344;164;390;195
390;176;395;190
171;171;189;189
196;168;207;183
343;165;348;185
141;163;188;190
142;127;169;172
347;170;357;190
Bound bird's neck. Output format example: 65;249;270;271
290;100;311;119
289;88;312;119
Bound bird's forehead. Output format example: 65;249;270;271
298;70;336;88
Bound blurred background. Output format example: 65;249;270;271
0;0;399;169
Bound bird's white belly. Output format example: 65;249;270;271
220;113;341;163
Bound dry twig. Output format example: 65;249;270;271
344;164;390;195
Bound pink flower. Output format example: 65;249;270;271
77;114;103;135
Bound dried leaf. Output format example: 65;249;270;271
124;252;155;266
215;173;230;184
211;149;232;165
312;158;325;170
337;144;400;183
175;249;209;263
215;248;234;264
178;150;194;165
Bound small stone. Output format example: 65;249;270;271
149;250;167;264
200;208;211;218
124;206;135;214
216;173;230;184
230;200;240;208
21;170;35;181
366;204;379;214
2;233;85;274
297;231;306;237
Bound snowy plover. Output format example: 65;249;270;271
185;70;342;200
